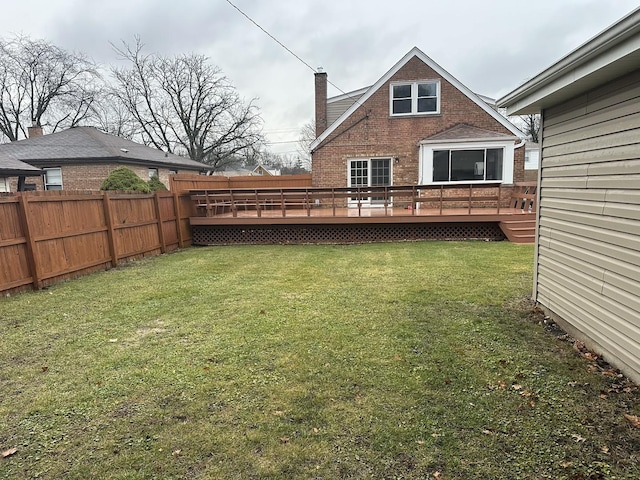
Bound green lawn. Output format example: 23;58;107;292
0;242;638;479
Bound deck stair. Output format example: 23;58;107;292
499;214;537;244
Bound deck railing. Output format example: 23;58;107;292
190;182;537;218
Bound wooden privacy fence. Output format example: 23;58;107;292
169;173;312;192
0;190;194;295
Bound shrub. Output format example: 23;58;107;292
101;167;150;192
148;175;168;191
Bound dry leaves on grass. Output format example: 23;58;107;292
2;448;17;458
623;414;640;428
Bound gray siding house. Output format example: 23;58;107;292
498;7;640;383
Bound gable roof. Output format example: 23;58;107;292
419;124;518;144
0;157;42;176
498;7;640;114
0;126;210;171
311;47;523;151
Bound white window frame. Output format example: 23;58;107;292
390;80;440;116
0;177;9;192
347;157;393;206
148;168;159;180
43;167;63;190
419;141;515;185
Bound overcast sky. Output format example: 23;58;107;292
1;0;638;156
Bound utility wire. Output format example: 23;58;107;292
224;0;361;101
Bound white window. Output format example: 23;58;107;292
390;80;439;116
420;141;515;185
348;158;392;205
524;149;539;170
168;169;177;175
148;168;159;180
0;177;9;192
433;148;503;182
43;167;63;190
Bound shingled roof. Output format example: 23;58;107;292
0;157;42;176
419;124;518;144
0;126;209;171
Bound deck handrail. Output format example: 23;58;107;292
189;182;537;218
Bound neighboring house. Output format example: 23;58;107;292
310;47;526;204
498;7;640;383
0;126;209;192
251;164;280;176
524;142;540;182
219;163;281;177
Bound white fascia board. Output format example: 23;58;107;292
498;7;640;114
311;47;523;151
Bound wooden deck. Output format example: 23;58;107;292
188;183;537;244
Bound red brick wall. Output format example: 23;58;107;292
4;164;182;192
312;56;524;189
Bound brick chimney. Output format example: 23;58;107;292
28;125;43;138
314;69;328;137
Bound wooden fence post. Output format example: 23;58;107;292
173;192;185;248
17;194;41;290
102;192;118;267
154;192;167;254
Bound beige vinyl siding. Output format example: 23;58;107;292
537;69;640;383
326;92;366;126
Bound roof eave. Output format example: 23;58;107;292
25;156;207;171
0;169;43;176
419;136;519;145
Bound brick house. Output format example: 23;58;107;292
0;126;209;192
310;47;526;206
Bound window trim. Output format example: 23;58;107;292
419;140;515;185
43;167;63;191
390;80;440;116
0;177;9;192
148;168;159;180
347;157;393;206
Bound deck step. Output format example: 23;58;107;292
499;217;536;244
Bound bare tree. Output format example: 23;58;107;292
296;120;315;170
0;35;101;141
93;91;141;140
512;114;540;143
110;38;264;169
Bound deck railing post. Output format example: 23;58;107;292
229;190;238;217
384;186;388;216
412;186;416;215
280;190;286;217
332;188;336;217
255;189;261;218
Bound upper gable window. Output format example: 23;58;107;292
391;80;439;116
